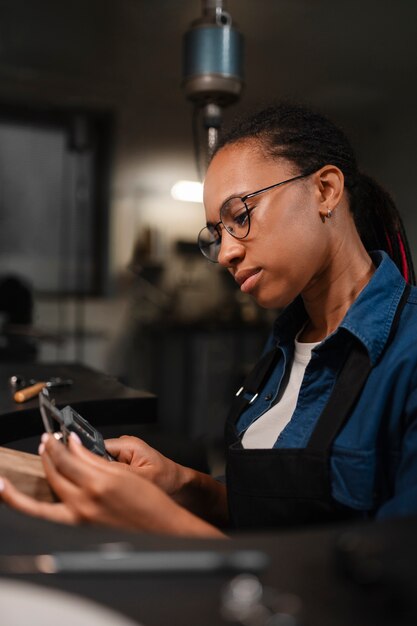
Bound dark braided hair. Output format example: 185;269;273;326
214;103;415;284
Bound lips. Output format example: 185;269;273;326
234;268;262;293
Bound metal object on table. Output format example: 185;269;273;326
9;375;35;389
221;574;302;626
0;548;269;575
9;375;73;403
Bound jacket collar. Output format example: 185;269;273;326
273;251;407;366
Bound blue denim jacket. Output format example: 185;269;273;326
236;251;417;519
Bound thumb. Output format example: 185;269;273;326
103;438;127;460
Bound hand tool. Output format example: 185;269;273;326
10;376;73;403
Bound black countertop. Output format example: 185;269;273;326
0;508;416;626
0;362;156;444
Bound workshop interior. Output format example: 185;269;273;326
0;1;416;625
0;0;416;444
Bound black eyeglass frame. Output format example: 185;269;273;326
198;171;314;262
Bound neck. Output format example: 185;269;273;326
299;244;375;343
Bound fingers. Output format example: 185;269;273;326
104;436;144;461
0;476;77;524
104;436;160;466
66;434;115;471
41;443;84;503
48;432;108;467
102;437;124;459
42;434;109;489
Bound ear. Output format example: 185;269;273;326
312;165;345;222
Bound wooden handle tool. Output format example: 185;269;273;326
13;382;47;403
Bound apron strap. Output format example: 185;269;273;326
306;340;370;453
307;283;411;453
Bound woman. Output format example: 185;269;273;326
1;102;417;535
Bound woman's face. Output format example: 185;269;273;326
203;140;331;309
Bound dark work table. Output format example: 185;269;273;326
0;507;416;626
0;362;157;445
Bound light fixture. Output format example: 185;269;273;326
182;0;244;163
171;180;203;203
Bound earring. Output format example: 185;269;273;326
320;209;332;223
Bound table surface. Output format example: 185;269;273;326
0;508;415;626
0;362;157;444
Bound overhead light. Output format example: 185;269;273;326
171;180;203;203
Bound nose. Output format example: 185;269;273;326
217;231;245;267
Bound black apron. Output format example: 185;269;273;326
225;285;410;531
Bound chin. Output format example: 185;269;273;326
253;294;285;310
253;286;297;310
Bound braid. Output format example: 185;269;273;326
351;173;415;284
215;102;415;284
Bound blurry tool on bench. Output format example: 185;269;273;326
10;375;73;403
221;574;302;626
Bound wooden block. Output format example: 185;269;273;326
0;446;55;502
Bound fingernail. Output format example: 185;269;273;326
38;443;45;455
41;433;48;443
0;478;4;492
70;431;82;444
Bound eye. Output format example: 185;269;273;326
233;209;249;227
227;201;248;224
225;208;248;236
221;197;252;236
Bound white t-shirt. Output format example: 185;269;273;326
241;335;321;449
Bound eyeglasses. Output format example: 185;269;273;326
198;172;313;263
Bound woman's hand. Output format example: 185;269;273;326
104;435;185;496
105;436;229;528
0;434;224;538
